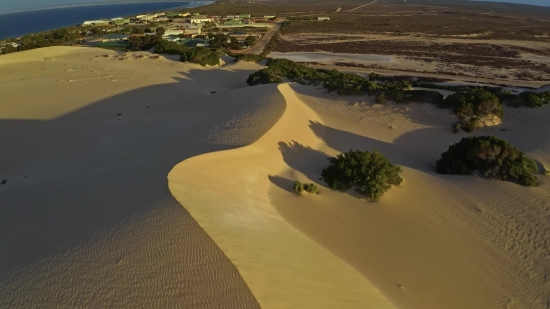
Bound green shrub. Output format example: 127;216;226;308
293;181;304;195
461;117;479;133
452;122;461;134
436;136;538;186
321;150;403;201
442;89;503;119
513;92;546;108
303;183;319;194
180;47;220;66
375;93;386;104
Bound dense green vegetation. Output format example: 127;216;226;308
512;91;550;107
245;35;257;47
180;47;221;66
293;181;303;195
207;33;244;50
153;39;187;55
436;136;539;186
246;58;444;104
321;150;403;201
245;58;550;132
1;27;83;54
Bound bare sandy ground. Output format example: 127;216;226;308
2;46;550;309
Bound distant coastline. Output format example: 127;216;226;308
0;1;212;39
0;0;210;15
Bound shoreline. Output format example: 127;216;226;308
0;1;213;40
0;1;210;15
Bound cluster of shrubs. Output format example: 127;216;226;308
246;58;444;104
154;39;187;55
412;81;550;108
293;181;319;195
1;28;83;55
129;38;222;66
436;136;539;186
321;150;403;201
511;91;550;108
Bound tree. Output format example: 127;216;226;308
128;36;142;51
90;27;103;38
245;35;256;47
321;150;403;201
436;136;538;186
156;27;166;37
375;93;386;104
131;27;144;34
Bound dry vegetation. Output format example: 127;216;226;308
206;0;550;81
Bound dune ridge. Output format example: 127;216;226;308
168;83;396;309
170;82;550;309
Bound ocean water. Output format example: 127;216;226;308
0;1;210;39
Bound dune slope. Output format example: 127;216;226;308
170;82;550;309
0;47;269;308
168;83;395;309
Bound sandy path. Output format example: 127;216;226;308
348;0;378;12
0;47;265;308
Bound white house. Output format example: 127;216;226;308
190;15;212;23
82;20;110;26
163;29;184;36
317;17;330;21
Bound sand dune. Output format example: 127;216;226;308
170;83;550;309
169;83;395;309
0;47;264;308
2;46;549;309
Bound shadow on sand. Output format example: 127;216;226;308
0;65;264;307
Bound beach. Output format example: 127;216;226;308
1;46;549;308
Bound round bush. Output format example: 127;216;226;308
436;136;538;186
321;150;403;201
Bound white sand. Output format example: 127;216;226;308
2;46;550;309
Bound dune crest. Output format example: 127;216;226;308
168;83;395;309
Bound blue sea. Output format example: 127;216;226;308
0;1;210;40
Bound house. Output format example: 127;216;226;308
240;13;251;19
263;14;276;19
163;29;184;36
190;15;212;23
111;17;130;25
227;31;249;41
223;19;243;26
183;26;202;35
226;15;239;20
0;42;20;48
82;20;111;27
317;17;330;21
